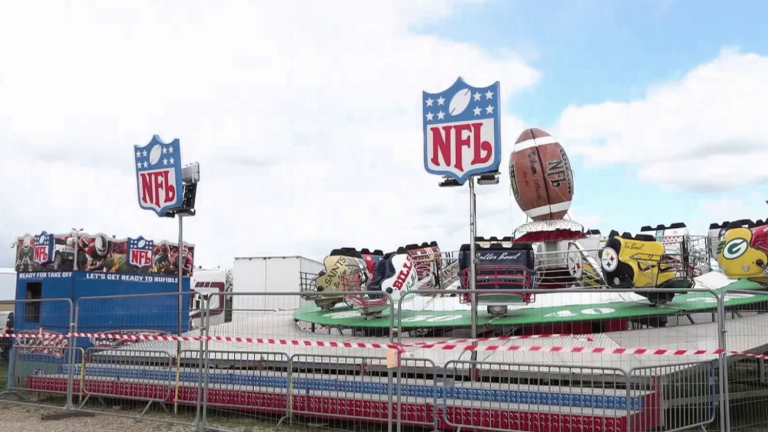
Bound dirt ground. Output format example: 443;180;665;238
1;403;200;432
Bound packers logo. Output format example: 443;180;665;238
722;237;749;260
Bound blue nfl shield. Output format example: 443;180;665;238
422;77;502;185
33;231;54;265
134;135;184;217
127;236;155;269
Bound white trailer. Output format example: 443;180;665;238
232;256;324;322
0;267;15;301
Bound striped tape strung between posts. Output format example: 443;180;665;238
2;330;767;360
1;331;594;344
402;333;596;346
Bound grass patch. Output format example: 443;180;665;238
0;360;8;390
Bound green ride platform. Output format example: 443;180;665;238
293;279;768;329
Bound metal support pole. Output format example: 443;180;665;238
72;232;78;271
469;177;478;341
72;228;83;271
176;214;184;412
65;301;75;411
178;214;184;336
387;294;395;432
717;294;731;432
199;294;212;430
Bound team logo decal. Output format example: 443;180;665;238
721;237;749;260
382;254;417;301
567;244;583;279
33;231;54;265
601;247;618;272
126;236;154;269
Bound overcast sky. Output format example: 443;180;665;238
1;0;767;280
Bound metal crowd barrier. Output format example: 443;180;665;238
2;288;767;432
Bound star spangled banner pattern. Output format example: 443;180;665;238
135;143;176;169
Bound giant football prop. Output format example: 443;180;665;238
509;128;574;221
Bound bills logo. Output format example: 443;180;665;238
126;236;154;269
33;231;54;265
382;254;418;298
134;135;183;217
391;255;415;291
422;77;502;184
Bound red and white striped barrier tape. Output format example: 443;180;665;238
75;332;199;342
402;333;595;347
2;330;767;359
1;331;589;347
75;332;401;349
1;333;65;339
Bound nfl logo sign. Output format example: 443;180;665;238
422;77;502;184
127;236;154;269
134;135;184;217
33;231;54;266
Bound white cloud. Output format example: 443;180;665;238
696;194;768;227
566;210;603;232
698;198;753;223
553;47;768;191
0;1;543;269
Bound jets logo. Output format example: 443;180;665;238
721;238;749;260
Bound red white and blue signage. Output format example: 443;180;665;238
33;231;54;266
127;236;154;269
134;135;183;217
422;77;501;185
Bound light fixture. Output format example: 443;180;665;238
438;176;462;187
477;170;500;185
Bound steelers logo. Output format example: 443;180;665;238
567;249;582;279
601;247;618;272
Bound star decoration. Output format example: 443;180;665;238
425;97;434;107
485;89;494;100
436;111;445;120
425;112;434;121
473;106;482;116
436;96;445;105
485;105;494;114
